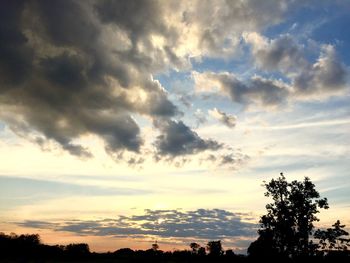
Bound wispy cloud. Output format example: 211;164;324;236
245;118;350;131
0;176;151;209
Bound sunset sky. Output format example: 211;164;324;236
0;0;349;253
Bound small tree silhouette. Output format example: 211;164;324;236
65;243;90;258
197;246;206;256
314;220;350;253
151;241;159;251
189;242;200;254
206;240;223;257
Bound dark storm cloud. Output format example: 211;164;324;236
0;0;182;158
0;0;318;162
34;0;99;48
94;0;165;39
0;1;31;85
40;53;87;91
18;209;257;240
154;119;222;157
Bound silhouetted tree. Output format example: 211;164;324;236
314;220;350;253
225;249;235;257
65;243;90;258
248;229;278;258
207;240;223;257
114;247;134;257
152;241;159;251
197;246;206;256
189;242;200;254
249;173;329;258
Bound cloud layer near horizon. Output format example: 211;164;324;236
17;208;257;241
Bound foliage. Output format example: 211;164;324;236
190;242;200;254
65;243;90;257
249;173;329;258
197;246;206;256
152;241;159;251
206;240;223;256
314;220;350;253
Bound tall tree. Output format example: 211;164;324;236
248;173;328;258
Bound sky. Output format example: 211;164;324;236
0;0;349;253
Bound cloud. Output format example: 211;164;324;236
15;220;55;229
154;119;222;157
2;176;150;198
178;94;193;108
177;0;290;57
193;71;290;108
0;0;335;163
244;32;349;98
0;0;181;158
294;45;348;97
2;0;283;161
205;152;250;169
0;176;150;209
17;208;257;240
193;36;348;108
209;108;237;128
194;109;207;127
244;32;307;73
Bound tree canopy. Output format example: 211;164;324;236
248;173;329;258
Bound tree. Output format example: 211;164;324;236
206;240;223;257
197;246;206;256
314;220;350;253
151;242;159;251
189;242;200;254
225;249;235;257
65;243;90;258
248;173;328;258
247;229;277;257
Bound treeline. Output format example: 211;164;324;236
0;234;247;262
1;174;350;262
0;233;90;261
0;232;349;262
